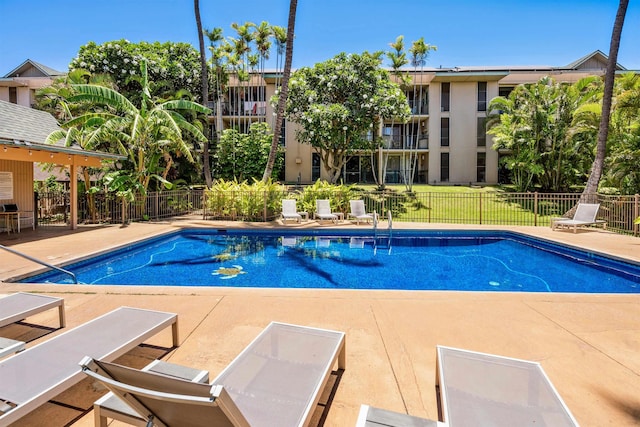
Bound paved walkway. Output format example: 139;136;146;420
1;219;639;426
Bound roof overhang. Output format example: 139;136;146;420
0;78;29;88
0;140;124;167
498;71;604;85
432;71;508;82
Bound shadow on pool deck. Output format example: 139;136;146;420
1;218;639;426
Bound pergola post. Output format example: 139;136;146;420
69;163;78;230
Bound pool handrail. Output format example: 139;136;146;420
0;244;78;284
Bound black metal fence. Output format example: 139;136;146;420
36;189;640;236
37;189;205;226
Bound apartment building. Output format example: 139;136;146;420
1;51;626;186
0;59;65;108
210;50;625;185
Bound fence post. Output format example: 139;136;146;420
534;192;538;227
202;190;207;220
428;192;431;223
155;191;159;220
479;192;482;224
635;194;639;237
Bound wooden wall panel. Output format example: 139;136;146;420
0;159;35;211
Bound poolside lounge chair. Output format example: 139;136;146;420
281;199;308;223
552;203;606;233
0;306;178;425
348;200;377;225
0;292;65;358
80;321;346;427
315;199;342;223
436;345;579;427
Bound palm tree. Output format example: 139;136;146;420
36;69;114;121
262;0;297;182
205;27;226;156
582;0;629;200
194;0;213;187
66;60;210;214
271;25;288;126
406;38;435;191
254;21;272;122
380;35;409;188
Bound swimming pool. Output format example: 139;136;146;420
21;229;640;293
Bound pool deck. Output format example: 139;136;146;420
1;218;639;426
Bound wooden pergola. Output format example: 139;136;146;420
0;100;124;230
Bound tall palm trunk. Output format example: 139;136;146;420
194;0;212;187
262;0;297;182
582;0;628;200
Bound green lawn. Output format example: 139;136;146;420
352;184;566;225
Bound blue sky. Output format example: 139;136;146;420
1;0;639;76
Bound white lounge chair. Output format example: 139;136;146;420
552;203;606;233
281;199;307;223
436;346;579;426
0;292;65;358
0;306;178;425
315;199;341;223
80;321;346;427
348;200;377;225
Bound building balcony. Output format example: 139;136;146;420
382;134;429;150
207;101;267;117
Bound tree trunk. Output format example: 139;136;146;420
194;0;212;187
582;0;628;202
262;0;297;182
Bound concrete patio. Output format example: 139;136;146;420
0;219;639;426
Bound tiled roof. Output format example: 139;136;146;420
0;100;61;144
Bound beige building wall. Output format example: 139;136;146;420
449;81;477;184
427;83;442;184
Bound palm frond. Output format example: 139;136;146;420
70;84;138;113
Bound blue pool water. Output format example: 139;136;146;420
21;229;640;293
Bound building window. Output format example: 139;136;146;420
440;118;450;147
9;87;17;104
499;86;514;98
477;152;486;183
440;153;449;182
441;82;450;112
477;82;487;111
477;117;486;147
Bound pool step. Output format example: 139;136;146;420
374;211;393;253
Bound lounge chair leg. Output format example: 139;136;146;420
94;404;108;427
58;302;66;328
172;321;179;347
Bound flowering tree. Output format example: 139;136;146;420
283;52;411;183
70;40;202;102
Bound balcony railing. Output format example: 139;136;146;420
383;134;429;149
408;100;429;115
208;101;267;116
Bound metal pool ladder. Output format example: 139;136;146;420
0;244;78;284
373;210;393;254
